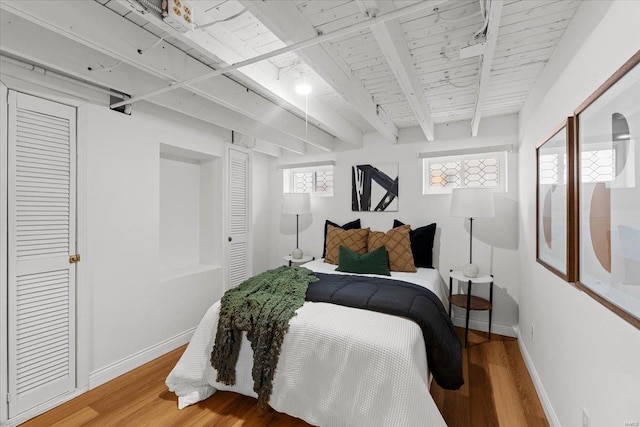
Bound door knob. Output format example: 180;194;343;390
228;237;232;241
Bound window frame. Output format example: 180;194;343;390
283;165;334;196
422;151;508;195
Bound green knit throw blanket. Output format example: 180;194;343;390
210;266;318;409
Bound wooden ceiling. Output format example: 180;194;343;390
0;0;582;153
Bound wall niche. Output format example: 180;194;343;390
159;143;222;281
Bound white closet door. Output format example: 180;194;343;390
226;147;250;289
7;91;77;416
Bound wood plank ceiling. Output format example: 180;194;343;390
93;0;581;148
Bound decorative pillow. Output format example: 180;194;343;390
368;224;416;272
325;225;369;265
322;219;361;258
394;220;437;268
336;245;390;276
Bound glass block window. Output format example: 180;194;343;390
581;149;615;183
283;165;334;196
423;151;507;194
463;157;499;187
292;171;312;193
314;169;333;193
430;161;460;188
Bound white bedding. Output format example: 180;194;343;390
166;259;449;427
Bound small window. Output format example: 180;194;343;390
283;165;334;196
423;151;507;194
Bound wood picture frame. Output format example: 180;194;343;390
536;118;576;282
574;50;640;330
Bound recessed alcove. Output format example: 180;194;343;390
159;143;222;282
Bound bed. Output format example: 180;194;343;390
166;258;456;426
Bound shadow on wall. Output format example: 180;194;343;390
451;282;519;330
432;227;441;271
457;196;519;330
465;195;519;250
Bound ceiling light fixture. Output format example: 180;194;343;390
295;80;312;95
295;66;312;95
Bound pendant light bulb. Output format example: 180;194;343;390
295;81;312;95
295;67;312;95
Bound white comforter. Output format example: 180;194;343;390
166;259;449;427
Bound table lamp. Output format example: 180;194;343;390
450;188;495;277
282;193;311;259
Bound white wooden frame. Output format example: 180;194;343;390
282;165;334;197
223;144;253;290
0;69;91;427
423;151;508;195
1;81;10;425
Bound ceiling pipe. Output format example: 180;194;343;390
111;0;447;109
1;55;128;99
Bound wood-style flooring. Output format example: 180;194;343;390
21;328;548;426
430;329;548;427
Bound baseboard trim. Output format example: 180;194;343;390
88;327;196;389
1;389;86;427
451;315;517;338
515;327;560;427
1;328;197;427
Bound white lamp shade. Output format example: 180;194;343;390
282;193;311;214
450;188;495;218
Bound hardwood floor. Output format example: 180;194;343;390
430;328;549;427
21;328;548;426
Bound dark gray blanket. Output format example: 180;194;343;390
306;272;464;390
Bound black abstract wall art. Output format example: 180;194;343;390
351;163;399;212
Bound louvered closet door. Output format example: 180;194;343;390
226;147;250;289
7;91;76;417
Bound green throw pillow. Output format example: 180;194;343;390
336;245;391;276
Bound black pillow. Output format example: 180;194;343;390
393;220;436;268
322;219;361;258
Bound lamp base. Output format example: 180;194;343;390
291;248;303;259
462;263;479;278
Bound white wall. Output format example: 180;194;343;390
251;151;272;276
159;157;201;272
267;114;521;334
84;101;270;381
518;1;640;426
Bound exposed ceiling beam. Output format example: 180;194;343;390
0;9;307;155
115;0;361;148
0;0;332;152
184;2;363;147
232;133;282;158
238;0;401;143
110;0;445;119
357;0;439;142
471;0;504;137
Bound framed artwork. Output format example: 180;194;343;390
575;50;640;329
536;118;576;281
352;163;398;212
